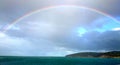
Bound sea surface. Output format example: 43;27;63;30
0;56;120;65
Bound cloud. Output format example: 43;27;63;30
70;31;120;51
7;6;106;40
112;28;120;31
1;6;120;56
1;30;120;56
0;32;77;56
0;32;34;56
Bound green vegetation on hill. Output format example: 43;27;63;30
66;51;120;58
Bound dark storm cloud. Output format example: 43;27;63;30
58;30;120;51
37;30;120;52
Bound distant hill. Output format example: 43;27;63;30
66;51;120;58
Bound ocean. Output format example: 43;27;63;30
0;56;120;65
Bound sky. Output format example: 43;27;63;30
0;0;120;56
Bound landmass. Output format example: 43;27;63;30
66;51;120;58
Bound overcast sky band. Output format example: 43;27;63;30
1;5;119;32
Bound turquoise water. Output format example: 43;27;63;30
0;56;120;65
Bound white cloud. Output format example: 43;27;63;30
112;28;120;31
0;32;77;56
0;32;34;56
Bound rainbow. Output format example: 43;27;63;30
1;5;119;32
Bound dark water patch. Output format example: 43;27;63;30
0;56;120;65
